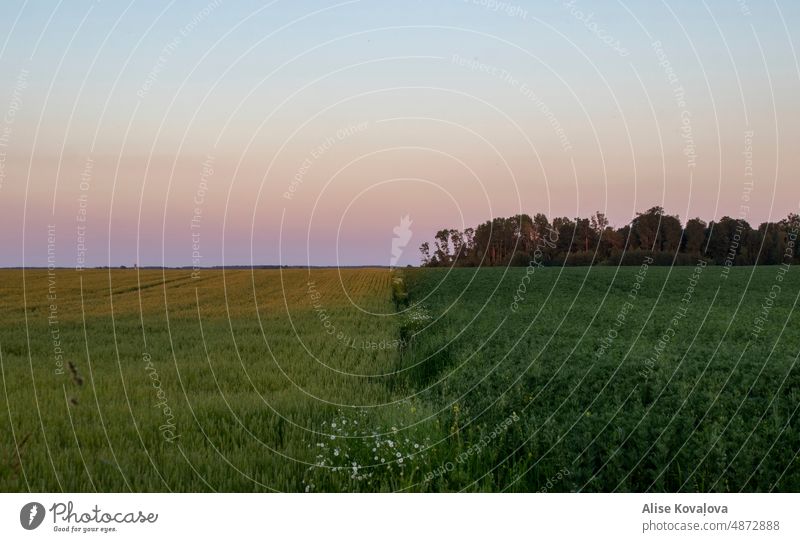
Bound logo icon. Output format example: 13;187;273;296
20;502;45;530
390;215;413;269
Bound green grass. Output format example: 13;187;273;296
0;268;437;492
402;265;800;491
1;266;798;492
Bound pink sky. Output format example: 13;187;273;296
1;1;798;267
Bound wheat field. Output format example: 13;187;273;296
1;266;798;492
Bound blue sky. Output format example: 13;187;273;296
1;0;798;266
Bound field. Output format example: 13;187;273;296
0;265;798;492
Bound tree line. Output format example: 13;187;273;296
419;207;800;267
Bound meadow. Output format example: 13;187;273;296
0;265;798;492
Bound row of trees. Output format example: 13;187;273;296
419;207;800;267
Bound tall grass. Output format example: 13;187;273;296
1;266;798;491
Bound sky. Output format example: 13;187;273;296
0;0;798;267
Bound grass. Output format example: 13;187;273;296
402;265;800;491
0;265;798;492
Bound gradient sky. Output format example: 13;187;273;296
1;0;798;267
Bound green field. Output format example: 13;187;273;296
1;266;798;492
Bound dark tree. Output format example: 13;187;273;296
683;218;707;255
658;213;683;252
631;206;665;250
419;242;431;266
418;209;798;267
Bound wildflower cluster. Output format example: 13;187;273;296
397;304;432;352
304;407;432;491
406;304;431;322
